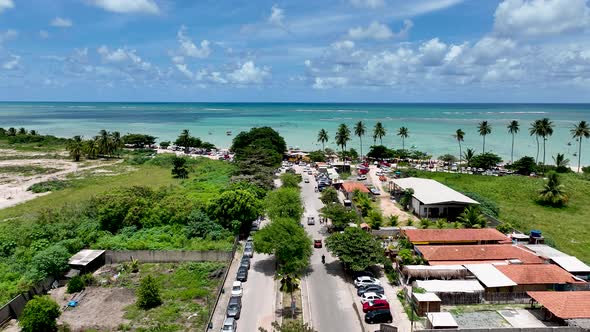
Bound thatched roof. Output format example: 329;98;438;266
402;265;468;280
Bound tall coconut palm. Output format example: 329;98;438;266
354;121;366;159
529;120;542;164
317;129;329;151
571;120;590;173
454;129;465;173
29;130;38;136
67;135;84;162
111;131;123;157
552;153;570;169
507;120;519;163
7;127;16;136
477;121;492;153
84;139;99;159
538;118;554;170
397;127;409;150
177;129;191;154
373;122;386;145
17;127;27;135
335;124;351;154
97;129;111;156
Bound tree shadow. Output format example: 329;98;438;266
252;255;277;277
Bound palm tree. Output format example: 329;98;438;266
454;129;465;173
538;118;554;171
463;148;475;167
17;127;27;135
507;120;519;163
373;122;386;145
538;172;568;206
335;124;351;158
29;130;38;136
397;127;409;150
7;127;16;136
457;206;487;228
279;274;300;318
0;128;5;136
111;131;123;157
354;121;366;159
84;139;99;159
529;120;542;164
552;153;570;169
67;135;84;162
477;121;492;153
177;129;192;154
317;129;329;151
571;120;590;173
97;129;111;156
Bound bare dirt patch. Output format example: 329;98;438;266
49;286;135;331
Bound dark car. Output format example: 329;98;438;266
357;284;384;296
226;296;242;319
240;256;250;270
365;309;393;324
313;239;322;248
236;266;248;282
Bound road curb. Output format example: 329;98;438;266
275;276;282;325
346;276;367;332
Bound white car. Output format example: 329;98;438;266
354;276;382;288
231;281;243;297
304;178;310;183
360;292;387;304
357;175;367;181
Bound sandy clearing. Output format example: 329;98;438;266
366;165;418;225
0;156;122;211
49;286;135;331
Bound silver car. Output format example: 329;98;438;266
222;317;237;332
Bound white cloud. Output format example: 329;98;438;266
419;38;448;66
98;46;130;62
348;20;413;40
494;0;590;38
331;40;355;50
268;4;285;26
0;29;17;44
312;76;349;89
175;63;194;80
39;30;50;39
228;61;270;84
2;55;19;70
51;17;73;28
177;26;211;58
88;0;159;14
0;0;14;14
469;37;517;65
350;0;385;9
348;21;393;40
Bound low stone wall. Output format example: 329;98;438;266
105;250;232;264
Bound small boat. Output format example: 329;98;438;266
226;130;232;136
208;130;213;135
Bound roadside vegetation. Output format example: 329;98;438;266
416;171;590;263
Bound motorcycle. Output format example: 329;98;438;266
321;254;325;264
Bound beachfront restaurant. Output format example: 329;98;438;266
389;177;479;219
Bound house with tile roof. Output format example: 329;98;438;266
415;244;545;265
402;228;509;246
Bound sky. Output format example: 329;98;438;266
0;0;590;102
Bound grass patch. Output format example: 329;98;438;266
416;172;590;263
447;303;528;315
0;153;67;160
115;262;224;332
0;165;61;176
27;179;71;193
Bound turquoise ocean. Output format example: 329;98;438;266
1;102;589;165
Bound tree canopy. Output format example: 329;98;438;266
325;227;384;271
265;187;304;221
207;189;263;233
470;152;502;169
19;296;61;332
231;127;286;164
122;133;156;148
367;145;393;160
320;203;358;231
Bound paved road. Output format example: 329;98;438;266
239;216;277;332
298;166;364;332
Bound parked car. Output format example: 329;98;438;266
236;266;248;282
307;216;315;225
362;299;390;313
369;188;381;196
352;270;375;279
226;296;242;319
354;276;382;288
240;256;250;270
365;309;393;324
314;239;322;248
360;292;387;304
357;284;384;296
222;317;238;331
244;247;254;258
304;178;310;183
231;281;243;297
357;174;367;181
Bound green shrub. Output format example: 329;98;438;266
28;180;71;193
19;296;61;332
67;276;85;293
463;192;500;218
30;245;70;281
583;166;590;174
496;222;514;234
137;275;162;310
383;259;398;285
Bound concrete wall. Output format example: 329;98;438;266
417;328;582;332
105;250;232;264
0;301;11;325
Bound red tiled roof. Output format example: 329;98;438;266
528;291;590;319
495;264;585;285
416;245;544;264
342;182;369;193
403;229;508;244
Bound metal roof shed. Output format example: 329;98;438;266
464;264;517;288
69;249;106;274
551;256;590;274
426;312;459;329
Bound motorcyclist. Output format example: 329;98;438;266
321;254;325;264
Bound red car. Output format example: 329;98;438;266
362;299;390;313
314;239;322;248
358;168;369;175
